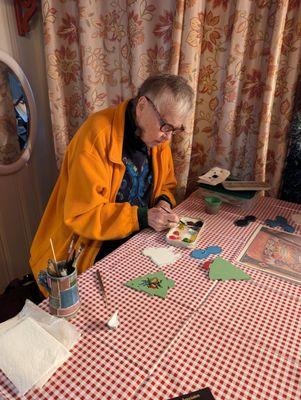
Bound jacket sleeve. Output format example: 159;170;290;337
63;150;140;241
156;143;177;207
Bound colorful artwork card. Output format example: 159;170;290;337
237;225;301;283
124;271;174;299
209;257;251;281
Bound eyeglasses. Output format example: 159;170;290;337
145;96;185;135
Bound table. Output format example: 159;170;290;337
1;190;301;400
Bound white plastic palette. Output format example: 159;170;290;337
166;217;205;248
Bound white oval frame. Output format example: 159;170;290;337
0;49;37;175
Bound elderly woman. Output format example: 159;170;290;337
30;74;194;293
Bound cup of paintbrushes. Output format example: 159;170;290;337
39;263;80;318
38;244;84;318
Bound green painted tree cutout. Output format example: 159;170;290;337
209;257;251;281
124;271;175;299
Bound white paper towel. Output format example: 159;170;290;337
0;317;70;396
19;299;81;350
0;300;81;396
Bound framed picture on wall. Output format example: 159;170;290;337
237;226;301;283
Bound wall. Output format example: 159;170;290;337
0;2;57;293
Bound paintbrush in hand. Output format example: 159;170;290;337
160;206;186;226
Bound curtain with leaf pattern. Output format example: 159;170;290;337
42;0;301;200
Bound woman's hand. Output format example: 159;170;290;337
148;203;179;232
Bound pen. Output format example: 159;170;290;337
96;270;108;308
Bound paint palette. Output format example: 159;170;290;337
166;217;205;248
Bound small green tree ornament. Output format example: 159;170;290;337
209;257;251;281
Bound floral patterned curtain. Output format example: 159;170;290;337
42;0;301;200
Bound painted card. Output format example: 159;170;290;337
237;225;301;283
124;271;175;299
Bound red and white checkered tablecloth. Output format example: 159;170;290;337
1;190;300;400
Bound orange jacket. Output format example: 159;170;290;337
30;100;176;294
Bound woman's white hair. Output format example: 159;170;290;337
136;74;194;118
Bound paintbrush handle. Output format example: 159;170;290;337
72;243;85;269
160;206;172;214
47;259;58;276
160;206;184;226
49;238;57;263
96;270;108;307
66;233;79;262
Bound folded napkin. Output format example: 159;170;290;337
0;317;70;396
19;299;80;350
0;300;81;396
